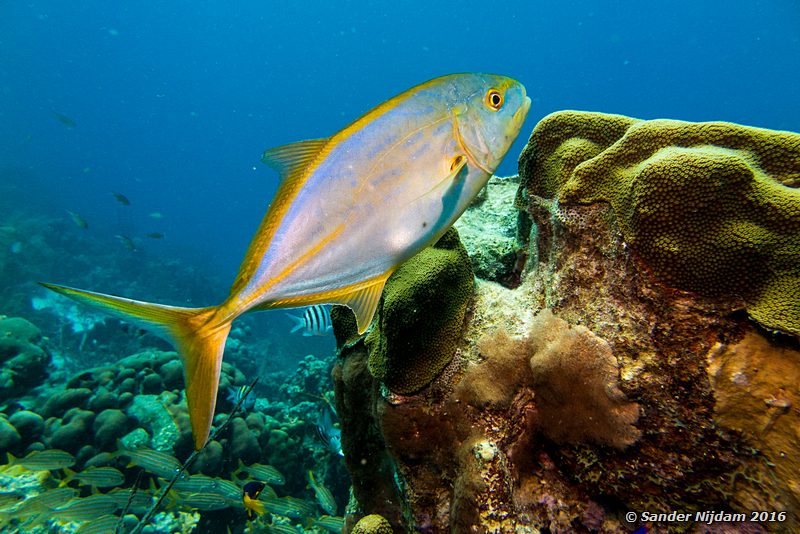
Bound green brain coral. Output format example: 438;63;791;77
520;111;800;336
363;227;474;394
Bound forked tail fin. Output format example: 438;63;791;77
39;282;231;450
285;312;305;333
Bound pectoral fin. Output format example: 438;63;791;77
410;154;468;205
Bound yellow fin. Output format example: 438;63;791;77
261;138;328;179
39;282;232;450
335;276;388;334
181;322;231;449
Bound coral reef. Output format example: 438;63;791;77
706;332;800;515
0;316;349;532
362;227;474;394
519;111;800;336
0;317;51;401
333;114;800;533
501;310;640;449
454;174;527;286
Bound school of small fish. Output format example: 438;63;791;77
0;443;344;531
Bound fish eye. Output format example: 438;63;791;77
485;89;503;111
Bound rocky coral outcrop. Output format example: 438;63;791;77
345;228;474;395
0;334;340;502
455;174;526;286
334;113;800;533
0;316;50;401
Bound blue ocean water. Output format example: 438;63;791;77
1;0;798;314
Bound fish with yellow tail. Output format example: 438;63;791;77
40;73;531;450
241;481;266;521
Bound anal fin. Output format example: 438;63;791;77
335;276;389;334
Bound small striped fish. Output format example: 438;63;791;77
53;494;118;522
314;515;345;533
181;492;235;511
75;514;120;534
236;460;285;486
9;449;76;471
286;305;332;336
63;466;125;488
119;446;186;480
172;474;241;500
14;488;77;514
307;470;336;515
226;385;256;411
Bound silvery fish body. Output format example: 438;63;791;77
234;73;531;323
41;73;530;449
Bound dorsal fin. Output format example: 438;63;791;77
261;138;329;179
231;138;330;295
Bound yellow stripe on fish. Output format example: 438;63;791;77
40;73;530;449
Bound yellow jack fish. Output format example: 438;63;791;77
41;73;530;449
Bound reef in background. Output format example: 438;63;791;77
333;112;800;533
0;313;347;533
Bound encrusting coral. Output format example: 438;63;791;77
706;332;800;515
519;111;800;336
362;227;474;394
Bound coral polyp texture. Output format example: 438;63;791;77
524;310;641;449
363;227;474;394
519;111;800;336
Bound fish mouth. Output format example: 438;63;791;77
514;95;532;127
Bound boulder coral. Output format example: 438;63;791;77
346;228;473;394
0;317;50;401
351;514;393;534
519;111;800;336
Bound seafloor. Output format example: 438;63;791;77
1;111;798;533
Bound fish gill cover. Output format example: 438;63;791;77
0;1;799;533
